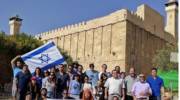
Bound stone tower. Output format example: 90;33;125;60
9;15;22;35
165;0;178;41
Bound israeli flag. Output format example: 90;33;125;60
21;41;66;73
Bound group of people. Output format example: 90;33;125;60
11;55;166;100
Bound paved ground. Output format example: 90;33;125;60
0;91;11;100
173;95;178;100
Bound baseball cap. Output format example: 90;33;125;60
31;76;36;81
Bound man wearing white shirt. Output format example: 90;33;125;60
125;67;139;100
131;73;152;100
104;69;125;100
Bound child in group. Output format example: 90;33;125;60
39;88;47;100
69;74;81;99
80;76;93;99
95;73;108;100
112;95;120;100
95;81;105;100
82;89;94;100
82;76;93;91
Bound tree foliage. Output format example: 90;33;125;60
57;47;73;64
152;43;178;71
0;32;43;83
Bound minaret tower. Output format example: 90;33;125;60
9;15;22;35
165;0;178;42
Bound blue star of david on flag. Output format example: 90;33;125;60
21;41;66;73
39;54;51;63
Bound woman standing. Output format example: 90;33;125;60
26;76;40;100
34;67;43;88
42;72;56;98
95;73;107;100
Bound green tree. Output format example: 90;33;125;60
57;47;73;64
152;43;178;71
0;32;44;83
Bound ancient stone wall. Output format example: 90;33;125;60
35;4;176;72
126;21;166;75
53;21;127;71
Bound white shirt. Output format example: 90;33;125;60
83;83;92;90
98;71;111;80
131;81;152;98
104;77;125;95
42;78;55;92
42;77;48;88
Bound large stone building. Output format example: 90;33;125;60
35;0;178;74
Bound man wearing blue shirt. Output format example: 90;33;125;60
146;68;164;100
85;63;99;87
69;74;81;99
16;64;31;100
11;55;23;100
85;63;99;98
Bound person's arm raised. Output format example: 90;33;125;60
11;55;21;68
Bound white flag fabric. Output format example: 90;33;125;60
21;41;66;73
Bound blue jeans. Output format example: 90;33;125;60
47;91;54;98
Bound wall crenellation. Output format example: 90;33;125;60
39;21;87;37
37;9;145;38
36;4;176;44
130;11;143;21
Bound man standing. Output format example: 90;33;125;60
104;70;125;100
84;63;99;97
11;55;23;100
77;64;86;83
98;64;111;80
147;68;164;100
125;67;139;100
56;64;70;99
85;63;99;87
115;66;121;78
16;64;31;100
131;73;152;100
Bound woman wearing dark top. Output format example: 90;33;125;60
26;76;40;100
77;65;86;83
34;67;43;88
95;73;107;100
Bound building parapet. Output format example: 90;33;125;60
36;8;146;40
35;4;175;44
